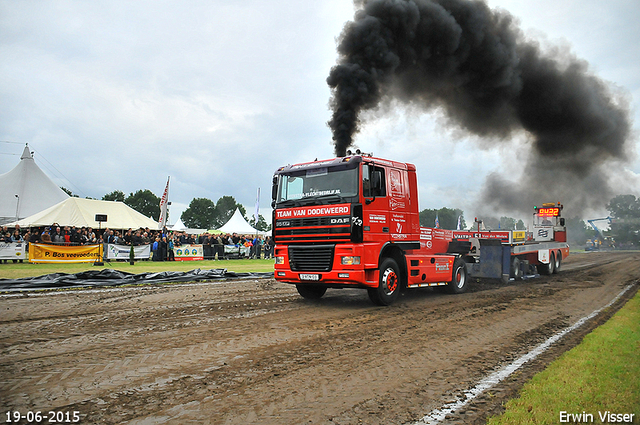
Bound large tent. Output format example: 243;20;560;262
8;197;159;230
0;145;69;225
216;208;263;235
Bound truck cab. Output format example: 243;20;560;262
271;153;466;305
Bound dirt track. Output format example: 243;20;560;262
1;251;638;424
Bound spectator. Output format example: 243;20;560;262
70;227;81;245
41;228;52;243
151;237;160;261
167;233;175;261
11;229;23;242
52;227;65;245
29;229;39;244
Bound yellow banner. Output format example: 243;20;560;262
29;243;102;263
512;231;526;242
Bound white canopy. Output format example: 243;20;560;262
216;208;262;235
0;145;69;224
170;217;187;231
7;197;160;230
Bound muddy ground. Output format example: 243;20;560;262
1;251;638;424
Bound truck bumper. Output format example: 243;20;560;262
274;269;378;289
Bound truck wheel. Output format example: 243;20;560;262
296;284;327;300
446;258;468;294
537;252;555;275
553;252;561;273
368;258;401;306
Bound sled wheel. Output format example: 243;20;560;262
511;257;523;280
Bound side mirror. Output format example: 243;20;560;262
271;176;278;207
559;218;565;226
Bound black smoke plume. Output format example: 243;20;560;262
327;0;633;215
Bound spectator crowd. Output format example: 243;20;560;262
1;224;275;262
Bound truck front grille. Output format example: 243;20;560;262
288;245;334;272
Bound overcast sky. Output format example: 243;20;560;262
1;0;638;225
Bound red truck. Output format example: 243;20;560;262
271;153;569;305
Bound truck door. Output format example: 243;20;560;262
387;167;411;242
362;163;388;242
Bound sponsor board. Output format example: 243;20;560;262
174;244;204;261
106;244;151;260
0;242;27;260
29;243;101;263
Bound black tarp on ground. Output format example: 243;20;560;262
0;269;274;292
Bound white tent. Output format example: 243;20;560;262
8;197;160;230
216;208;263;235
170;217;187;231
0;145;69;224
168;218;206;235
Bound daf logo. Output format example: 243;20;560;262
330;218;350;224
277;221;291;227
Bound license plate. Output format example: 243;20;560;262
299;274;320;281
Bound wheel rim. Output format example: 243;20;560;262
455;265;466;288
382;268;398;295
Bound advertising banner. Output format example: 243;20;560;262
29;243;102;263
174;244;203;261
106;244;151;260
0;242;27;261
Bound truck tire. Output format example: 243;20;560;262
553;252;561;273
537;252;555;275
446;258;468;294
296;284;327;300
368;258;401;306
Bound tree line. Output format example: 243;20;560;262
101;190;270;231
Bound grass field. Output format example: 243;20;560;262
0;258;276;279
487;292;640;424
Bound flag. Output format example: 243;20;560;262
159;176;170;229
456;215;461;230
254;187;261;223
435;213;439;229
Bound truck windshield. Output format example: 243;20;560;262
277;166;359;204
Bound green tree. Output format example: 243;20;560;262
213;196;246;228
103;190;126;202
565;216;593;246
60;187;79;198
249;214;271;232
125;189;161;220
516;219;526;230
181;198;216;229
499;216;517;230
419;207;465;230
607;194;640;246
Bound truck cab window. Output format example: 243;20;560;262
362;164;386;198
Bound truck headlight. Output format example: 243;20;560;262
341;256;360;265
275;256;285;265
